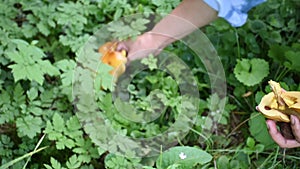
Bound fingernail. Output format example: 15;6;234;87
291;115;296;125
266;122;270;130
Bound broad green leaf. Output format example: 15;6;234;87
217;156;229;169
234;58;269;86
267;14;284;28
248;112;275;149
269;31;282;43
249;19;267;33
156;146;212;169
284;51;300;72
268;45;288;63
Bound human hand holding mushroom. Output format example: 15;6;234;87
99;42;127;83
257;80;300;148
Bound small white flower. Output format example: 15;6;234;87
179;152;187;160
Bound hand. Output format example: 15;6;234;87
267;115;300;148
117;32;167;63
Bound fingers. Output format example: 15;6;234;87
266;119;300;148
116;41;130;52
116;40;157;63
291;115;300;142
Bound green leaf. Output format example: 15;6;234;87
268;45;289;63
234;58;269;86
7;39;59;85
16;115;42;139
52;113;65;133
55;59;76;100
50;157;64;169
65;116;83;138
248;112;275;149
45;121;63;140
130;18;150;32
40;60;60;76
37;22;50;36
246;137;255;148
255;144;265;153
66;155;81;169
249;19;267;33
13;83;26;105
141;54;158;70
27;87;38;101
156;146;212;169
57;136;75;149
284;51;300;72
217;156;229;169
269;31;282;43
96;63;114;90
104;154;141;169
267;14;284;28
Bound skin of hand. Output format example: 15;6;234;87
267;115;300;148
117;0;218;62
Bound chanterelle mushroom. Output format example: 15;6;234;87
257;80;300;122
98;42;127;82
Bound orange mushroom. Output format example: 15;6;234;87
257;80;300;122
98;42;127;82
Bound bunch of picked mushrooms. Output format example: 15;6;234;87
257;80;300;139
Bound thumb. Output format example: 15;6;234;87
116;41;130;52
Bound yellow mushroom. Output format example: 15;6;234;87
257;80;300;122
98;42;127;82
257;92;290;122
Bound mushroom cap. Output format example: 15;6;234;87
99;42;127;79
257;92;290;122
282;91;300;111
257;80;300;122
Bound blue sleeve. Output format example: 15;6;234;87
203;0;266;27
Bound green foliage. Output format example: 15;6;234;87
0;135;14;158
0;0;300;168
249;112;275;148
234;58;269;86
156;146;212;169
141;54;158;70
16;115;42;139
268;43;300;72
243;137;264;155
105;154;142;169
107;17;150;40
44;156;87;169
7;39;59;85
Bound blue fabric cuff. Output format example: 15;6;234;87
203;0;266;27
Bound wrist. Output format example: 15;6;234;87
142;31;172;50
